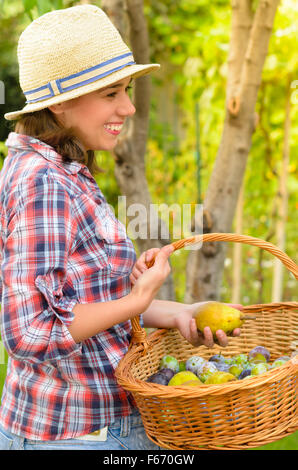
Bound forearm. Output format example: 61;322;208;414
142;299;191;330
69;245;175;343
69;292;145;343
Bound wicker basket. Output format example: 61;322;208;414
116;233;298;450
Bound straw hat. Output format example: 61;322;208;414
4;4;160;121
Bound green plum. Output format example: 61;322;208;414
223;357;234;366
251;362;269;376
197;362;218;383
232;354;248;365
271;357;289;369
159;355;180;373
248;346;270;363
229;364;244;378
178;361;186;372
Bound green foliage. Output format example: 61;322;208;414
0;0;297;449
0;0;296;304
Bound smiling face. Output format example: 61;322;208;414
48;76;135;151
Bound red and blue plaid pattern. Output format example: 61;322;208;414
0;133;137;440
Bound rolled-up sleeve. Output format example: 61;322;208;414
0;174;81;363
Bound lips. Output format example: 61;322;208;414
103;122;123;135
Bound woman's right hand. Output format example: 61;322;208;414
130;244;174;309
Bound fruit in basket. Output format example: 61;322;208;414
178;361;186;371
146;371;171;385
185;355;206;374
232;354;248;365
159;355;180;373
271;356;290;369
251;362;269;376
248;346;270;363
214;362;230;372
204;371;236;384
228;364;244;378
194;302;255;338
168;371;201;386
238;368;252;380
159;368;175;381
209;354;227;365
197;362;218;382
183;380;203;387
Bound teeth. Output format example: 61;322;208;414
104;124;122;131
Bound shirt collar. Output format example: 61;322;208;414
5;132;93;179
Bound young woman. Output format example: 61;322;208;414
0;5;241;450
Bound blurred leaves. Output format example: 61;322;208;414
0;0;297;305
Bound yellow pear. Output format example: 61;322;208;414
195;302;255;338
182;380;203;387
204;371;236;384
168;371;201;386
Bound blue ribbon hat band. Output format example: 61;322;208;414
24;52;135;104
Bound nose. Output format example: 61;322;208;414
117;92;136;118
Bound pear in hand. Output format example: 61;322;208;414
195;302;255;339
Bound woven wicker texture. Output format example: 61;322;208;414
116;233;298;450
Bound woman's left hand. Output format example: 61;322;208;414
174;302;243;348
130;248;161;285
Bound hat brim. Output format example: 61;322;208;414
4;63;160;121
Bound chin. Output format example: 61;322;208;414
101;140;118;151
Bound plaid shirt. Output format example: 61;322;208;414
0;132;137;440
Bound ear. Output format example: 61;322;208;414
48;102;67;115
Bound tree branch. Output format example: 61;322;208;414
227;0;254;115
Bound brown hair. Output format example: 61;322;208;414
14;108;103;176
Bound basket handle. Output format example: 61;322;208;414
130;233;298;343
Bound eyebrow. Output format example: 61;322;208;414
100;78;133;92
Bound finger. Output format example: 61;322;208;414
133;267;143;278
226;303;243;311
232;328;241;336
154;244;174;264
145;248;160;263
215;329;228;347
189;318;200;345
138;264;148;273
203;326;214;348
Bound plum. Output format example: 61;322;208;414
159;368;175;381
185;355;205;375
271;357;289;369
232;354;248;365
146;372;169;385
159;355;180;373
239;369;252;380
251;362;269;376
209;354;226;364
197;362;218;383
229;364;244;378
214;362;230;372
248;346;270;363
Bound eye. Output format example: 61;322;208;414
106;85;132;98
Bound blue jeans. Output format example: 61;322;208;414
0;409;161;450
